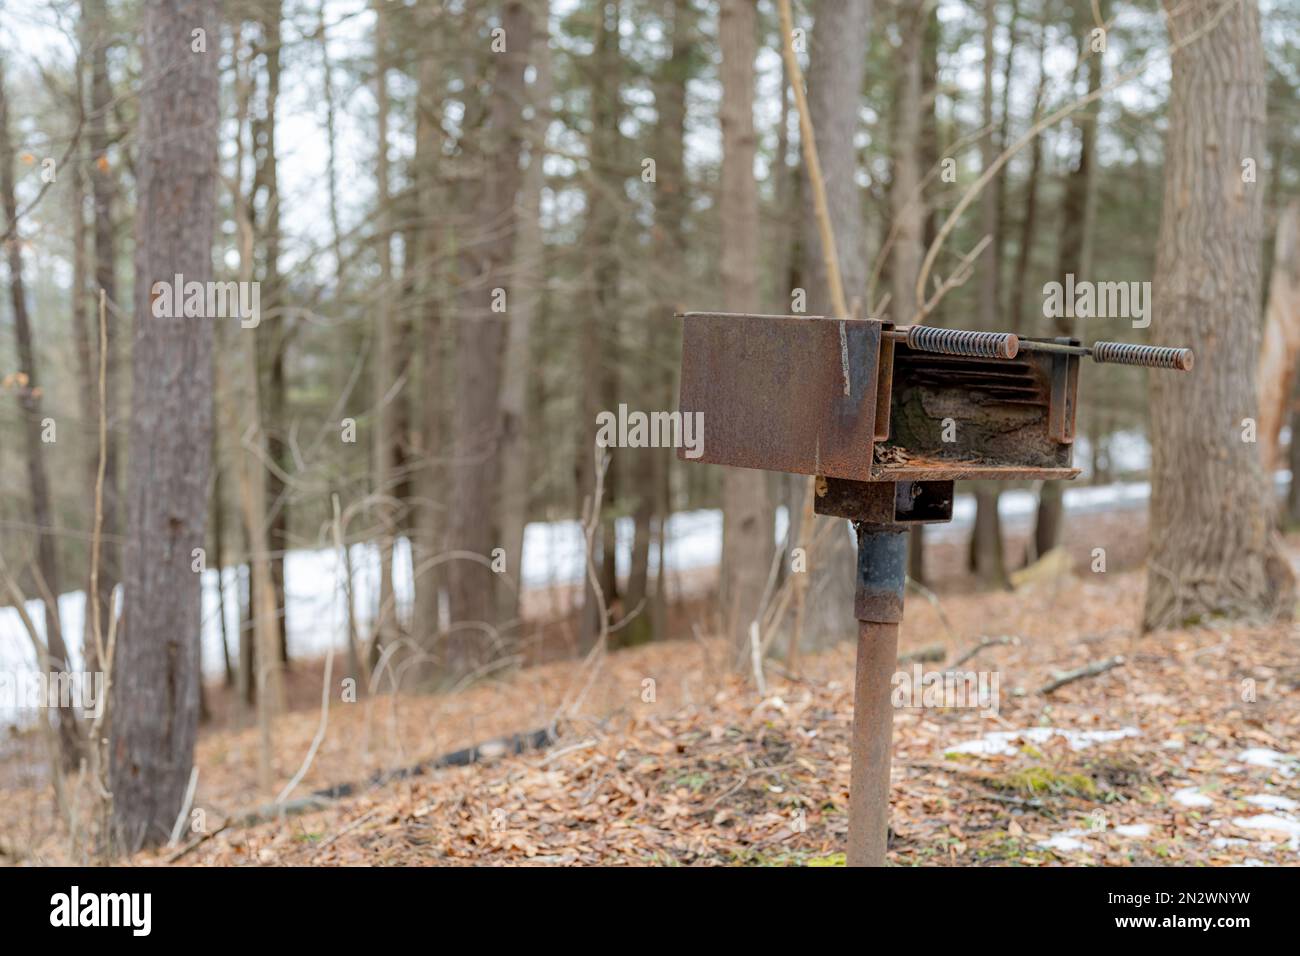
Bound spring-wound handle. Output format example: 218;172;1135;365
1091;341;1194;371
906;326;1019;360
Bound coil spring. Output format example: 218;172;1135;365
1092;341;1193;371
906;326;1018;359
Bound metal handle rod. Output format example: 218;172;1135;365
892;326;1195;372
677;313;1194;371
1015;338;1194;371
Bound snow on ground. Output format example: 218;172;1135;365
944;726;1142;758
0;469;1289;725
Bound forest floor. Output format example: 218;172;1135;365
1;517;1297;867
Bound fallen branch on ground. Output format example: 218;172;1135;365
1037;655;1126;695
952;635;1020;669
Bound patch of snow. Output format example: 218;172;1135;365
1237;748;1297;777
1211;837;1251;848
1038;832;1090;852
1038;822;1148;851
1244;794;1299;812
946;726;1140;757
1232;814;1300;850
1113;823;1151;837
1172;787;1214;808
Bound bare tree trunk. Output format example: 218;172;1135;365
718;0;776;655
225;17;283;781
577;1;623;652
1009;10;1049;335
445;1;535;670
1033;0;1103;562
970;0;1009;588
908;2;942;587
498;12;551;626
108;0;219;851
1143;0;1294;629
0;58;81;770
970;484;1008;589
372;0;397;658
892;3;927;588
253;0;290;666
81;0;121;678
647;0;693;644
889;3;924;330
792;0;870;653
411;5;444;659
69;112;99;656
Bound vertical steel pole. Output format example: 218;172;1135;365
846;527;907;867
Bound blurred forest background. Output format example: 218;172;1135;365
1;0;1298;854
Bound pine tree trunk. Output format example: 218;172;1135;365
1143;0;1294;629
445;1;534;669
108;0;219;851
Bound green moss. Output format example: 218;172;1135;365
995;765;1097;797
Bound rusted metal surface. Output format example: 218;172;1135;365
869;458;1081;482
677;314;1092;482
1048;341;1081;444
677;312;882;480
847;618;899;868
873;331;896;441
815;477;954;525
847;526;908;868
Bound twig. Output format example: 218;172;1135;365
89;292;109;670
1037;655;1125;695
165;821;230;864
538;738;598;767
951;635;1020;669
168;766;200;846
